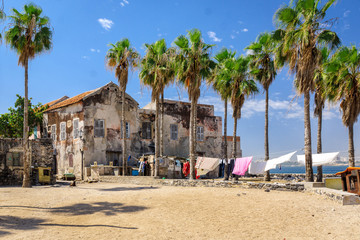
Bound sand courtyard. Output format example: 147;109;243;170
0;182;359;239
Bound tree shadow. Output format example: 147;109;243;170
0;201;148;216
0;215;137;236
97;186;159;192
50;201;148;216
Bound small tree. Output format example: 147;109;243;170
0;95;47;138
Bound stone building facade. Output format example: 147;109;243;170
43;82;241;179
0;138;55;185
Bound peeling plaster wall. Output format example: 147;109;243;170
83;85;141;168
45;102;84;179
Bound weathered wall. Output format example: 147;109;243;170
83;85;141;169
45;102;84;179
0;138;54;185
144;100;226;158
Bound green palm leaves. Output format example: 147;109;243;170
174;29;215;101
106;39;139;90
5;3;52;66
140;39;175;101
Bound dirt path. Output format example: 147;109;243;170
0;182;359;239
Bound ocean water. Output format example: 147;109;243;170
269;165;348;174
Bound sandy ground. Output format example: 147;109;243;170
0;182;359;240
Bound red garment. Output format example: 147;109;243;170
183;162;190;177
182;162;199;179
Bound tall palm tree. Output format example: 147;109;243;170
209;48;236;180
314;47;331;182
246;32;277;181
230;56;258;180
0;8;4;40
5;4;52;188
106;39;139;176
274;0;340;182
173;29;215;180
325;46;360;167
139;39;175;176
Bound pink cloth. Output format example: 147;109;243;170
232;157;253;176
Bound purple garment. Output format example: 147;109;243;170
232;157;253;176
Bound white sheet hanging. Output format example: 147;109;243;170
248;161;267;174
297;152;339;166
264;151;297;171
248;151;296;174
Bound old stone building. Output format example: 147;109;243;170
43;82;241;179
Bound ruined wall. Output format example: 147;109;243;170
0;138;54;185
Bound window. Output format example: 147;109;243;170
197;126;204;141
94;119;105;138
51;124;56;141
73;119;79;139
121;122;130;138
60;122;66;141
34;126;38;139
6;152;23;167
170;124;178;140
142;122;152;139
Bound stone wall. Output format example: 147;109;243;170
0;138;55;185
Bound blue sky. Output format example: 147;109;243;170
1;0;359;161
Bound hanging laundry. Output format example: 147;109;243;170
265;151;297;171
248;161;267;175
196;157;219;171
183;161;190;177
232;157;253;176
297;152;339;166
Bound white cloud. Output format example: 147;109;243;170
230;35;235;39
82;56;90;60
120;0;129;7
344;10;350;17
229;45;234;49
90;48;100;53
98;18;114;30
238;20;243;25
245;49;254;56
207;31;222;42
241;28;249;32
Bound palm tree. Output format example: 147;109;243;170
209;48;236;180
106;39;139;176
139;39;175;176
246;32;277;181
314;47;331;182
274;0;340;182
0;8;4;40
5;4;52;188
230;56;258;180
173;29;215;180
325;46;360;167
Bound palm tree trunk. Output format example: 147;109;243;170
189;95;196;180
160;92;164;157
264;88;270;181
232;115;237;180
348;122;355;167
154;96;160;177
316;108;323;182
121;89;126;176
223;99;229;181
304;91;313;182
22;58;31;188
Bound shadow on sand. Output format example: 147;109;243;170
0;215;137;236
0;201;148;216
97;186;159;192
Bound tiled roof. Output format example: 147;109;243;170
44;96;69;107
45;90;95;112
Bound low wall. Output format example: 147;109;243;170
99;176;305;192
